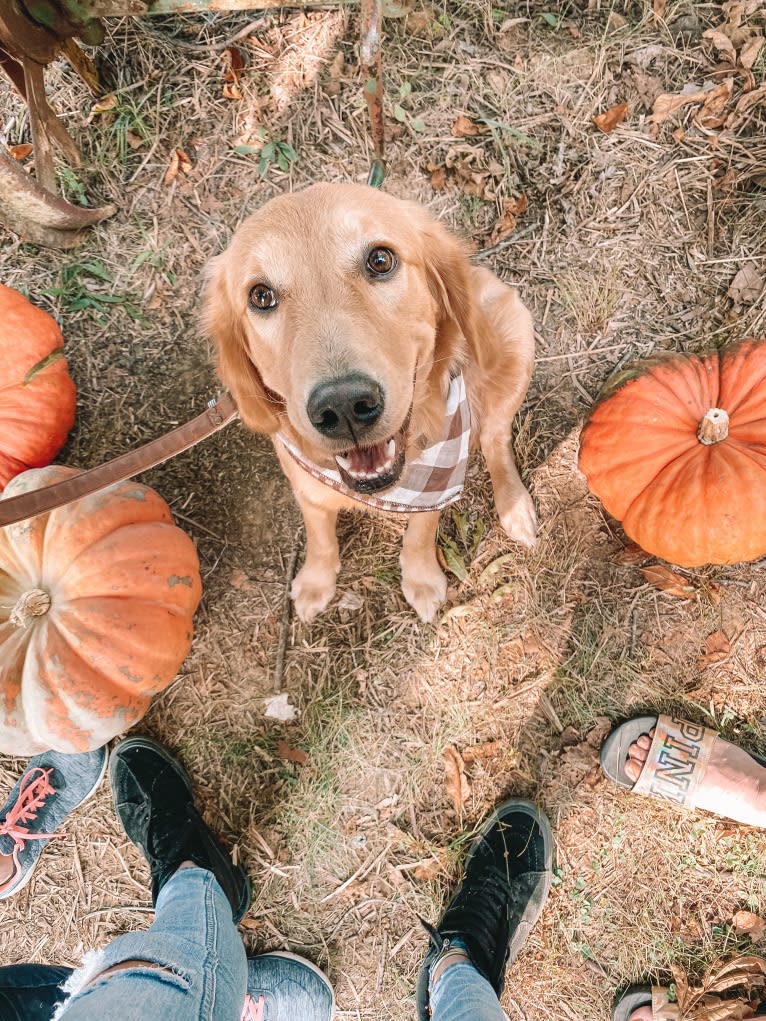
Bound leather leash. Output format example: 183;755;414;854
0;392;238;527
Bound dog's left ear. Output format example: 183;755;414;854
419;219;486;371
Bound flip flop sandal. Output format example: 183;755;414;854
612;983;766;1021
600;714;766;812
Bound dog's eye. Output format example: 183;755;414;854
365;247;397;278
249;284;278;311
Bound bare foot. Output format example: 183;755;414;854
625;726;766;827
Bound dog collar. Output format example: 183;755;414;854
276;373;471;513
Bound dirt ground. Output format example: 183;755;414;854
1;2;766;1018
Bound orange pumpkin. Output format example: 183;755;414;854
0;285;77;489
578;338;766;567
0;465;202;754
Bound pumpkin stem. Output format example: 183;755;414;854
697;407;729;445
9;589;52;627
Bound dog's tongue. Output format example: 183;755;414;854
347;441;387;475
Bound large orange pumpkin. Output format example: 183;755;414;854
0;285;77;489
0;465;202;754
578;338;766;567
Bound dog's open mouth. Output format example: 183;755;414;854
335;425;407;494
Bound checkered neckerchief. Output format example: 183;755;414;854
276;373;471;513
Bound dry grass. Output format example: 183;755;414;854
2;1;766;1018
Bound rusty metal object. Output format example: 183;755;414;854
0;0;116;248
360;0;384;180
0;148;116;248
0;0;355;248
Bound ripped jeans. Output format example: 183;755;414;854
0;867;247;1021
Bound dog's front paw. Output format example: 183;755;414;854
498;490;538;548
291;566;337;622
400;566;448;623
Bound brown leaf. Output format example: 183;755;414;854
696;78;735;129
740;35;765;69
276;740;308;765
462;740;501;762
222;46;244;83
697;630;731;669
728;263;764;306
613;542;650;565
732;910;766;941
640;564;698;598
7;143;33;160
648;81;731;127
222;82;242;100
428;164;448;191
652;0;666;19
704;28;738;63
593;101;629;132
92;93;118;115
443;744;470;813
452;115;488;138
487;194;528;244
164;150;180;185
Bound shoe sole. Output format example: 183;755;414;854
247;952;335;1018
0;746;109;901
109;736;251;922
464;798;553;968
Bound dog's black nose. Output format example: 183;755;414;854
307;373;384;439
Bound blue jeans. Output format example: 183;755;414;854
0;867;246;1021
429;948;508;1021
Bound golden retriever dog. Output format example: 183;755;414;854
203;182;536;623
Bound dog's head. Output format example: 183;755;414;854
203;182;477;493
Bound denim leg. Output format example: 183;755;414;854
56;867;247;1021
429;960;509;1021
0;964;73;1021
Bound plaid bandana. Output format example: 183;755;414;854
276;373;471;513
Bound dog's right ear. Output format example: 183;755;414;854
202;253;280;434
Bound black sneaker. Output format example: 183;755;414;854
416;799;552;1020
109;736;251;922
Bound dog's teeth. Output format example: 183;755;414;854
336;455;351;471
386;439;396;458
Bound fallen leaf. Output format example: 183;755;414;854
593;101;629;132
276;739;308;765
90;93;118;116
163;148;192;185
263;693;299;722
7;143;32;160
640;564;698;598
222;46;244;83
443;744;470;813
612;542;650;565
648;81;731;127
740;34;765;68
462;740;501;762
696;77;735;129
732;910;766;941
728;263;764;305
726;82;766;131
703;27;738;63
653;0;666;19
452;115;488;138
487;194;529;244
428;163;447;190
222;82;242;100
696;630;731;669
